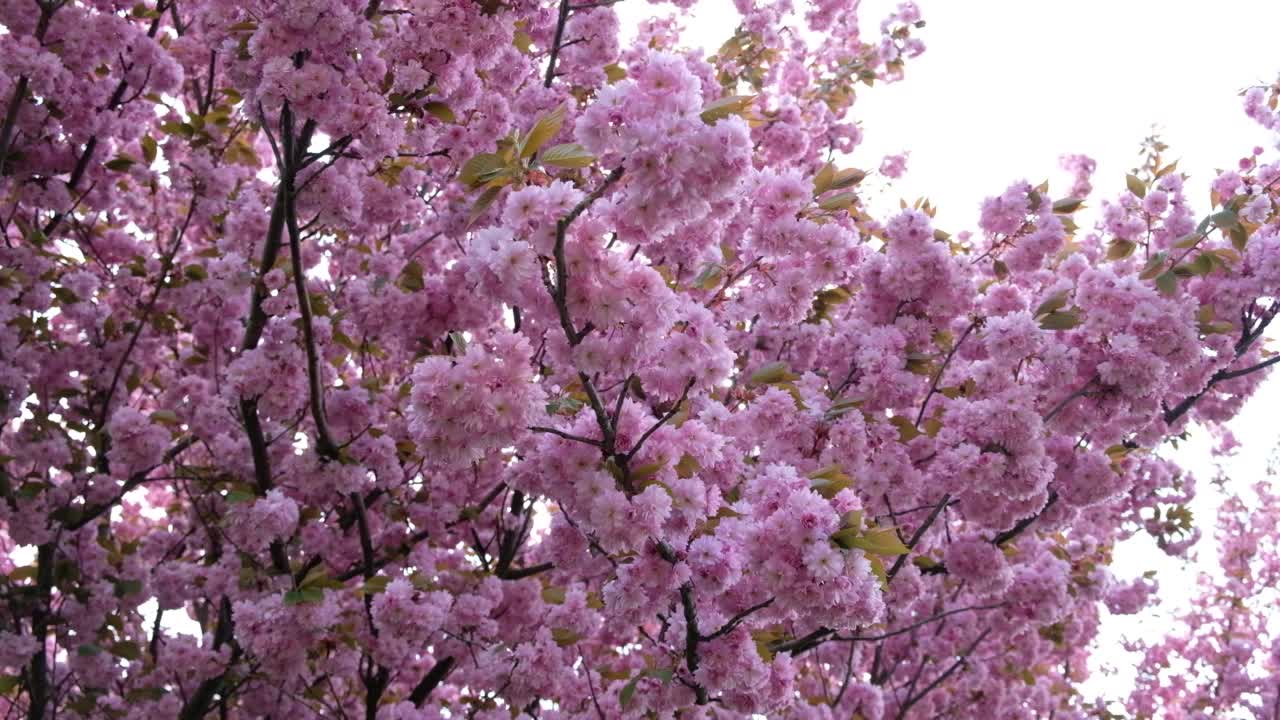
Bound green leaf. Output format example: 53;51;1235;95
1187;252;1214;276
809;464;853;499
77;644;103;656
105;156;137;172
1155;271;1178;296
521;106;566;159
113;579;143;597
1139;253;1167;280
225;489;255;504
619;676;641;707
149;409;180;425
867;554;888;590
466;185;503;228
693;263;723;291
546;395;585;416
1229;223;1249;251
813;163;835;195
551;627;579;646
141;135;158;164
830;526;860;550
1106;239;1136;260
125;687;167;702
423;101;455;123
109;640;142;661
541;586;567;605
889;415;920;442
458;153;507;188
1052;197;1084;214
1034;290;1070;318
447;330;469;356
396;260;425;293
1125;173;1146;198
749;361;800;385
828;168;866;191
700;95;755;124
817;191;857;211
1039;309;1082;331
674;453;700;478
604;63;627;84
363;575;391;595
1210;210;1239;229
620;667;673;706
647;668;674;683
283;588;324;606
0;675;19;694
913;555;939;570
631;461;665;484
538;143;596;169
298;565;334;589
848;527;911;556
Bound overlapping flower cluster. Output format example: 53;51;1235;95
1;0;1278;718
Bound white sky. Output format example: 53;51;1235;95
618;0;1280;705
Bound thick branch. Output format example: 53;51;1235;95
286;153;339;460
0;3;56;178
179;597;240;720
543;0;571;87
25;543;54;720
0;77;29;179
409;656;456;707
678;583;709;705
1214;354;1280;382
335;529;432;582
991;491;1057;547
550;166;625;348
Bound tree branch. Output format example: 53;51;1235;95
701;597;774;642
624;377;694;464
1164;303;1277;426
894;627;992;720
915;320;977;427
408;656;455;707
886;493;951;582
543;0;572;88
834;603;1005;644
678;583;709;704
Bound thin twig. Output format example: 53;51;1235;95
886;493;951;582
701;598;774;641
894;628;992;720
914;320;978;427
834;604;1005;644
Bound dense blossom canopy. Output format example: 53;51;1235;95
1;0;1279;718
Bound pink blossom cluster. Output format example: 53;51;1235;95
0;0;1278;718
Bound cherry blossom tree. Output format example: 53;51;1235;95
1;0;1279;718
